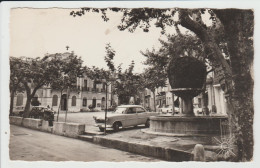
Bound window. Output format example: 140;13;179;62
198;98;202;108
52;95;58;106
83;98;87;107
127;108;136;114
136;107;145;113
72;96;77;106
84;80;88;90
93;81;97;89
16;94;23;106
92;97;96;108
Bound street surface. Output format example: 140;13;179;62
9;125;160;162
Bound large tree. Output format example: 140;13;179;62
83;44;117;108
49;52;83;121
71;8;254;161
142;34;213;113
84;44;144;105
20;55;66;117
142;66;167;111
115;61;144;105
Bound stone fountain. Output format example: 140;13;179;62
149;57;227;135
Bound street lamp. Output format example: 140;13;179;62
65;86;70;123
104;82;109;135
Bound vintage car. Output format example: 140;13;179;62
93;105;159;132
159;105;180;114
11;106;24;116
194;107;203;115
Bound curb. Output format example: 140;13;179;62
141;129;210;137
92;136;192;161
78;135;94;142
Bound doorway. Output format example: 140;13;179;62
101;97;105;110
92;97;96;108
61;94;67;110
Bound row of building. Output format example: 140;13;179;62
13;76;115;113
13;75;227;116
12;52;227;116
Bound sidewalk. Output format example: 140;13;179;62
80;125;222;161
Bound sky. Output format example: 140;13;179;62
9;8;178;73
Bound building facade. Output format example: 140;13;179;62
143;72;228;115
12;75;113;113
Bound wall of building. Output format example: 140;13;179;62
143;75;227;115
12;76;113;113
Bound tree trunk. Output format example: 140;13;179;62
214;9;254;161
23;83;42;118
23;95;32;118
9;89;16;115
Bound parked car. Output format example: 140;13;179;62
30;106;55;121
194;107;203;115
11;106;24;116
159;105;180;114
30;106;45;119
107;105;117;111
93;105;159;132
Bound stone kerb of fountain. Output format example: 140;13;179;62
149;57;227;135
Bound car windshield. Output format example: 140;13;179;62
113;107;127;114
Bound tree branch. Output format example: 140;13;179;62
179;9;232;77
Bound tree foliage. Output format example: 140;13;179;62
20;56;59;117
83;44;144;105
50;52;84;92
9;57;25;115
13;53;83;117
142;66;167;110
115;61;144;104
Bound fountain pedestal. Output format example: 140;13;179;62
149;116;228;135
149;87;228;136
171;88;202;116
182;97;193;116
147;56;228;136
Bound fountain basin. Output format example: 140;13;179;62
149;115;228;136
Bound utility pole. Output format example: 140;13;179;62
104;82;108;135
65;86;69;123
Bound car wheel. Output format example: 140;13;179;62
145;119;150;128
99;127;105;132
113;122;120;132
